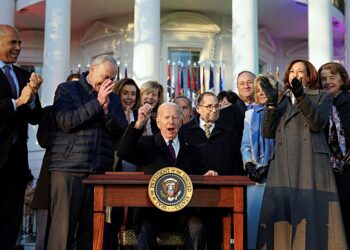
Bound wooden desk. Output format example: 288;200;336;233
84;174;253;250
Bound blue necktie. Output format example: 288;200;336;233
168;140;176;159
3;65;18;98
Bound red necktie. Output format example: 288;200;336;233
168;140;176;159
3;65;18;98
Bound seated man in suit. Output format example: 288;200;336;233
118;102;216;250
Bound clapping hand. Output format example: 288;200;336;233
260;77;278;107
16;73;43;107
16;85;35;107
28;73;43;93
97;79;114;114
289;77;305;99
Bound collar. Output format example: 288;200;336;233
199;118;213;129
162;135;179;147
0;60;13;70
244;101;255;106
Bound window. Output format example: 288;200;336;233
169;49;200;66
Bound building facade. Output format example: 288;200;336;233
1;0;349;176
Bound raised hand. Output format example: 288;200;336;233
260;77;278;106
28;73;43;93
134;103;152;129
289;77;305;99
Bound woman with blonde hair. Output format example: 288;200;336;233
241;74;277;250
139;80;164;135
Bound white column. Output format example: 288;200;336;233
0;0;15;25
308;0;333;69
345;0;350;73
133;0;160;85
42;0;71;106
232;0;258;92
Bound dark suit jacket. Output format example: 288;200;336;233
0;65;42;176
117;123;204;175
180;116;245;176
217;98;246;142
31;106;55;209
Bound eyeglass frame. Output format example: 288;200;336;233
198;103;220;111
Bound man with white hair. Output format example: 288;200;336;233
47;55;127;250
118;102;209;250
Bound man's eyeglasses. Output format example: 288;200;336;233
198;104;220;111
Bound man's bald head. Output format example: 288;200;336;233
0;24;22;63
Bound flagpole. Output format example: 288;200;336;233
187;60;191;98
124;63;128;78
171;61;176;99
117;60;120;81
167;59;171;100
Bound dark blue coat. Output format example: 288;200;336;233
49;73;127;173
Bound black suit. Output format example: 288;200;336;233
118;124;204;175
180;116;244;176
0;65;42;250
118;124;206;249
217;98;246;142
180;116;244;249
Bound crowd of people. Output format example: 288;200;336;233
1;23;350;250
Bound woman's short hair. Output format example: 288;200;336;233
318;62;350;91
140;80;164;107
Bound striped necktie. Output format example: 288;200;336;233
204;123;212;138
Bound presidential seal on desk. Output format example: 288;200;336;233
148;167;193;212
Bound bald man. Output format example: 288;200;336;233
0;24;43;249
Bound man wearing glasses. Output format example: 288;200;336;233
180;92;245;248
181;91;244;176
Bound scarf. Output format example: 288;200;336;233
250;104;275;166
328;105;347;173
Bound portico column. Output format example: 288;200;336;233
42;0;71;106
308;0;333;69
0;0;15;26
232;0;258;92
133;0;160;85
345;0;350;73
